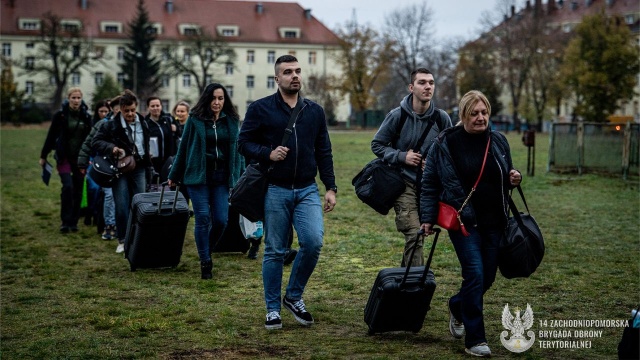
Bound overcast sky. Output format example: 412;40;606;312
293;0;497;41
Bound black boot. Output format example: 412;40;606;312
247;238;261;260
200;260;213;280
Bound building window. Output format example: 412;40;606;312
63;23;79;32
26;42;34;49
267;76;275;89
183;74;191;87
105;25;119;33
161;100;169;111
625;14;635;25
19;18;40;30
161;75;170;88
205;74;213;84
183;49;191;62
25;56;35;70
25;81;34;96
246;100;253;108
225;63;233;75
117;73;125;86
95;72;104;86
226;85;234;98
267;51;276;64
205;49;212;61
117;47;125;61
222;29;235;36
72;45;80;59
71;72;81;85
2;43;11;57
161;48;169;61
284;31;297;38
246;75;255;88
247;50;255;64
562;23;572;33
309;51;317;65
49;76;56;85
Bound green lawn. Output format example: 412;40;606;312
1;128;638;359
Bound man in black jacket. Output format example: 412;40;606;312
238;55;337;330
92;90;150;253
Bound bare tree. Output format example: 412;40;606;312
164;30;236;95
19;12;101;110
333;20;396;126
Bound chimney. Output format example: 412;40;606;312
304;9;312;20
526;0;531;10
571;1;578;10
511;5;516;16
80;0;87;10
535;0;542;15
548;0;556;12
166;0;173;14
256;3;264;14
558;0;564;7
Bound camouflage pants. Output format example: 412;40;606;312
393;179;423;267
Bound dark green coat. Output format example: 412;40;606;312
168;112;244;188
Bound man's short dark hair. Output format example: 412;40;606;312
410;68;433;84
275;55;298;74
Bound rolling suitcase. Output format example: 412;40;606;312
124;185;190;271
364;228;440;335
210;206;250;254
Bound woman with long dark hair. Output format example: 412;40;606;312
168;83;244;279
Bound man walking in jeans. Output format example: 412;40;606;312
238;55;337;330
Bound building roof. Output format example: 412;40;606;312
1;0;341;45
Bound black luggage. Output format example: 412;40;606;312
124;185;190;271
364;228;440;335
210;206;250;254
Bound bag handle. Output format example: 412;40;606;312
401;228;441;288
507;185;531;227
157;181;181;214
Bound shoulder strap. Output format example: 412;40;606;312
281;97;302;146
393;107;410;143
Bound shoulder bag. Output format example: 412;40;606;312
229;99;302;222
88;154;120;188
498;185;545;279
437;136;491;237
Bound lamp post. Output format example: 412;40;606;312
132;51;142;95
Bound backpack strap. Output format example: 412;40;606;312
393;107;410;144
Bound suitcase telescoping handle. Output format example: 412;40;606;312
401;228;441;288
157;181;181;214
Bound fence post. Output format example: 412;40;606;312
622;121;631;180
548;123;555;172
577;122;584;175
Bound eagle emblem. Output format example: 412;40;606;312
500;303;536;353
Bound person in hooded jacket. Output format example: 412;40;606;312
39;87;93;233
168;83;244;280
419;90;522;357
371;68;452;267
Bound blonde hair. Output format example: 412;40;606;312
67;87;83;98
172;100;190;116
458;90;491;122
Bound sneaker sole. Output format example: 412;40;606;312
283;303;314;326
265;323;282;330
464;348;491;357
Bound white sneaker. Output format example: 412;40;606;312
448;301;465;339
115;243;125;253
465;342;491;357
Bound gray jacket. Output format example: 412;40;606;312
371;94;452;183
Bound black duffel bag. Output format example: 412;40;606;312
352;158;406;215
88;155;120;188
228;163;269;223
499;186;545;279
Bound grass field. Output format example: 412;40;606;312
1;128;638;359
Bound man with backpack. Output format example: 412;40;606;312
371;68;452;267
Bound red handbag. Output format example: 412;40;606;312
436;137;491;237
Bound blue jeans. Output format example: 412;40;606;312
262;183;324;312
112;167;146;241
187;170;229;263
448;226;502;348
102;187;115;226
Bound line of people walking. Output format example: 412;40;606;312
40;56;522;358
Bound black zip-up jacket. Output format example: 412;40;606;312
238;91;336;191
92;112;151;168
419;126;516;229
40;100;92;162
144;111;175;171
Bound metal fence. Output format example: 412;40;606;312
548;122;639;178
